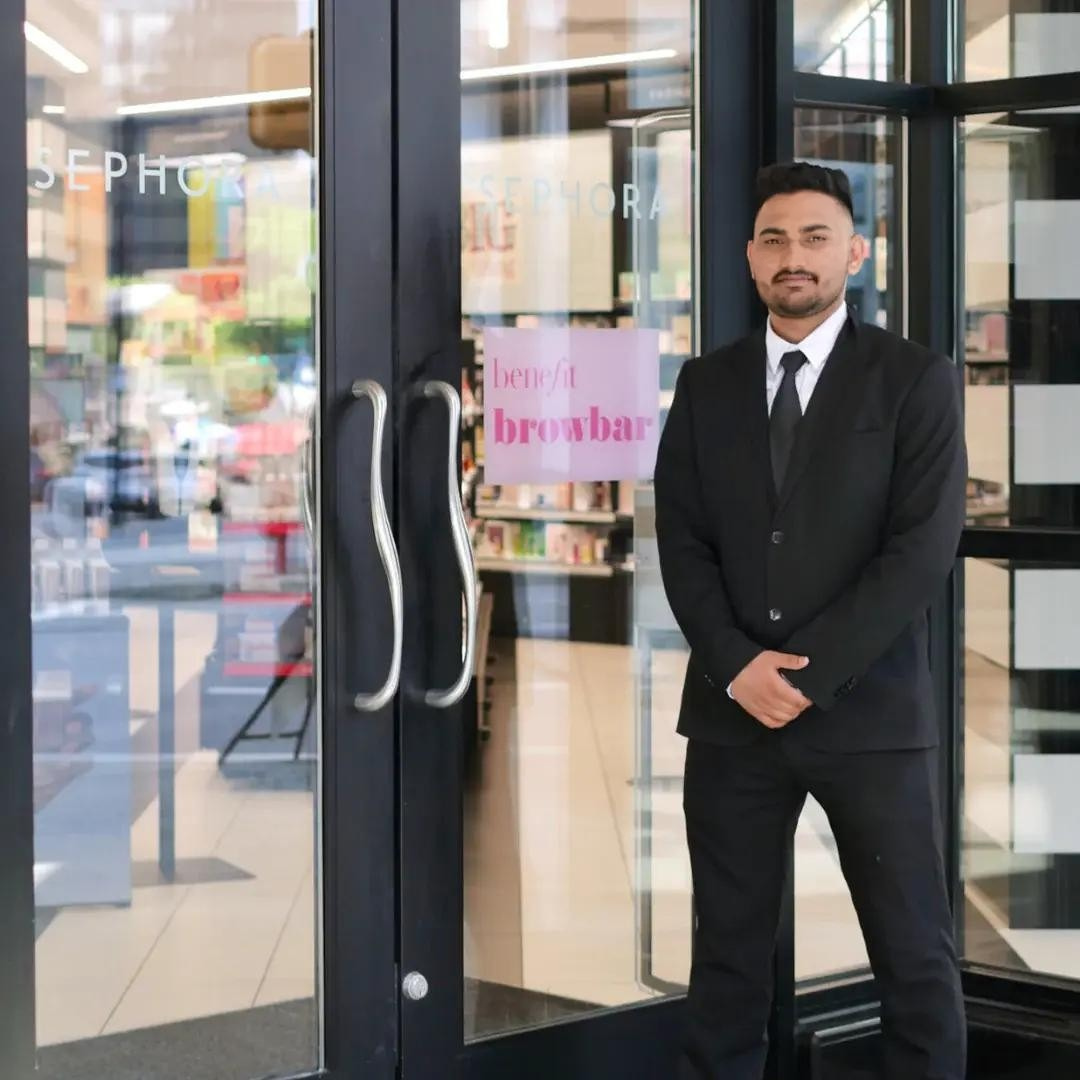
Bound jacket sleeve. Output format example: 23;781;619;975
781;355;967;711
654;362;763;688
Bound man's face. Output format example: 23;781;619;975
746;190;867;319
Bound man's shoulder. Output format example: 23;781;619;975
857;321;949;374
682;330;761;384
855;323;960;413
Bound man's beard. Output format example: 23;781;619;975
760;278;844;319
771;291;827;317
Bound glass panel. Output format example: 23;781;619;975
795;108;901;332
961;112;1080;529
27;3;320;1076
795;0;899;81
961;558;1080;983
960;111;1080;980
789;109;901;986
459;0;695;1039
962;2;1080;81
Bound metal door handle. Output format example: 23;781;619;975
351;379;403;712
300;404;316;543
422;380;477;708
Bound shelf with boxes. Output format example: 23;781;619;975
199;518;314;760
472;480;633;574
474;506;628;524
31;536;113;616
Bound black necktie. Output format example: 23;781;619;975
770;350;808;492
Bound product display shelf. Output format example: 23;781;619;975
475;556;615;578
199;517;314;768
474;505;630;525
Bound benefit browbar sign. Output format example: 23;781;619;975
483;328;660;483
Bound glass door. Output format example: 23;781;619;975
958;107;1080;991
1;2;399;1077
394;1;700;1074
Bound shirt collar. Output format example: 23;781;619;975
765;302;850;378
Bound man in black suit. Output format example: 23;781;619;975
655;162;967;1079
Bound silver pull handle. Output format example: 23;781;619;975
351;379;403;712
422;380;477;708
300;404;316;543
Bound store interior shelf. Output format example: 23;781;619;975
476;557;614;578
224;661;313;678
474;506;629;524
965;351;1009;364
224;592;311;605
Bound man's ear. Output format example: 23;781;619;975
848;233;869;273
746;240;755;277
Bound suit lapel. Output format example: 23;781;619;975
775;310;866;513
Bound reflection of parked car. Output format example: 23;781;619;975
46;448;162;524
75;449;161;517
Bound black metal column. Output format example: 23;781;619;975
0;0;35;1068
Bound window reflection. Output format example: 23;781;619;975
459;0;697;1041
796;0;897;80
960;110;1080;986
961;112;1080;529
27;4;319;1075
962;2;1080;81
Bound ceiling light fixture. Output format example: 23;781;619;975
462;47;678;82
25;21;89;75
118;86;310;117
485;0;510;50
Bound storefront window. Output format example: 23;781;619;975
27;5;319;1075
960;112;1080;984
962;556;1080;982
796;0;898;81
962;2;1080;81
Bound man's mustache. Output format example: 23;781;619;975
774;270;817;283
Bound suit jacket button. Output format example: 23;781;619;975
769;608;782;622
771;530;785;545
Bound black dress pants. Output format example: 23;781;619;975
679;730;966;1080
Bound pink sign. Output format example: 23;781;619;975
484;327;660;483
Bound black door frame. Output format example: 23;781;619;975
0;1;404;1076
0;0;36;1072
318;0;401;1076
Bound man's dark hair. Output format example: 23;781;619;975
754;161;854;221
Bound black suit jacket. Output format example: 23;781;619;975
654;310;967;752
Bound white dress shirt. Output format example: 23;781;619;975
726;302;849;699
764;300;848;415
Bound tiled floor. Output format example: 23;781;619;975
463;635;870;1038
33;631;1080;1058
36;749;318;1048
